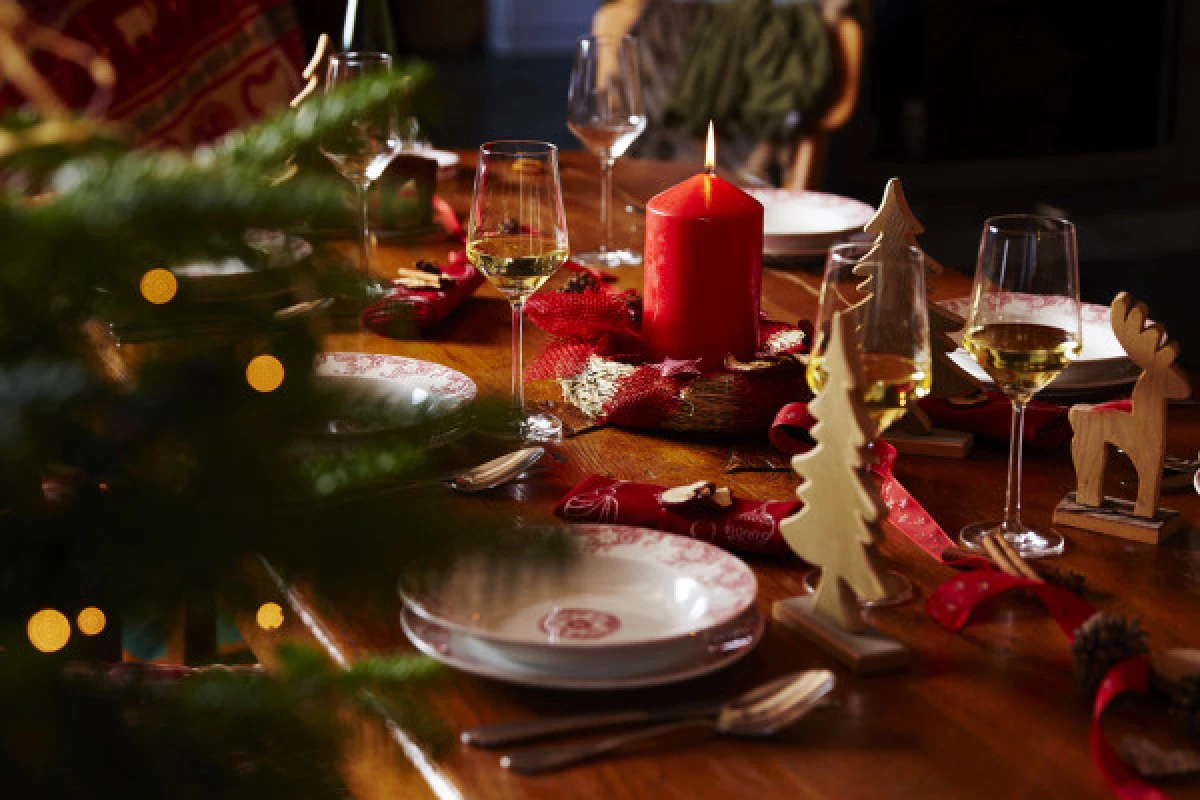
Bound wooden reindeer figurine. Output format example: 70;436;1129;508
774;311;909;673
1053;292;1192;543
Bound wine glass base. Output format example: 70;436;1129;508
801;568;914;608
958;521;1065;559
521;411;563;444
573;248;642;268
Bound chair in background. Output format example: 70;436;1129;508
593;0;863;190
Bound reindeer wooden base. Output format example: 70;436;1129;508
1052;293;1191;544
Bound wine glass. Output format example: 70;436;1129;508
319;51;406;297
804;241;932;606
958;215;1082;558
566;34;647;268
466;141;569;442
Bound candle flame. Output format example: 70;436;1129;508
704;121;715;174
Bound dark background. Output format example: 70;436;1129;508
294;0;1200;368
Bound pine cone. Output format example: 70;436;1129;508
562;270;599;294
1072;612;1149;696
1170;673;1200;739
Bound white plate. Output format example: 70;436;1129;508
935;297;1139;392
401;604;763;690
747;189;875;256
314;352;476;430
403;524;757;652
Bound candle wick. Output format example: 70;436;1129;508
703;165;716;177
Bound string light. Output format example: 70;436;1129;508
139;268;177;304
256;602;284;631
77;607;107;636
245;355;285;393
27;609;70;653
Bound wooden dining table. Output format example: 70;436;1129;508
242;150;1200;800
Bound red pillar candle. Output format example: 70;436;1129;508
643;127;763;371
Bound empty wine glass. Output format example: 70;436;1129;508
466;141;569;442
567;34;646;268
803;241;932;606
958;215;1082;558
319;51;406;297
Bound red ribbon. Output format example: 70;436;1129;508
927;570;1167;799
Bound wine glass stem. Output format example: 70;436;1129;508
357;182;372;280
600;157;614;253
511;298;526;410
1002;398;1028;532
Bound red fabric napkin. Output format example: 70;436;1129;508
554;474;798;556
919;392;1073;449
770;391;1079;454
361;249;484;335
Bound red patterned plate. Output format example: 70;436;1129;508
402;524;757;653
401;604;763;690
314;352;476;432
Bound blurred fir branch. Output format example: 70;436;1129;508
0;61;560;796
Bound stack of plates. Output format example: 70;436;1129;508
748;189;875;259
936;298;1140;396
401;525;763;689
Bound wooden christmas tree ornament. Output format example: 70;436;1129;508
1053;292;1192;543
774;311;909;673
856;177;981;458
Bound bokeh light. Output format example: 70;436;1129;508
256;602;284;631
139;268;178;304
27;609;71;653
77;607;107;636
245;355;285;393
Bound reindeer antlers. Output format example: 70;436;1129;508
1111;292;1177;369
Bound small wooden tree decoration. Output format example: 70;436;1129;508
855;177;981;457
774;312;908;672
1053;292;1192;543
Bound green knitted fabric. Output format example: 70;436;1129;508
664;0;835;139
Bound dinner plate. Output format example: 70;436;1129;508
747;189;875;257
402;524;757;652
314;352;476;432
935;297;1139;393
401;604;763;690
406;146;460;174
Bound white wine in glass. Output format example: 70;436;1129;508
466;141;570;443
567;34;647;268
803;241;932;607
958;215;1082;559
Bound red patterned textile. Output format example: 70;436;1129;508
525;282;811;432
361;248;485;335
554;474;798;556
2;0;305;149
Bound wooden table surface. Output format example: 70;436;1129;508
252;151;1200;800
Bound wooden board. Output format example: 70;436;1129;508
773;596;910;674
884;427;973;459
1053;492;1182;544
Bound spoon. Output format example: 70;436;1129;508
499;669;835;775
446;447;545;492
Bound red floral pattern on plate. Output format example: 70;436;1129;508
314;352;477;405
538;608;622;640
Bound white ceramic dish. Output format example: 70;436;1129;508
407;146;459;173
401;604;763;690
314;352;476;430
747;189;875;257
402;525;757;652
935;297;1139;393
